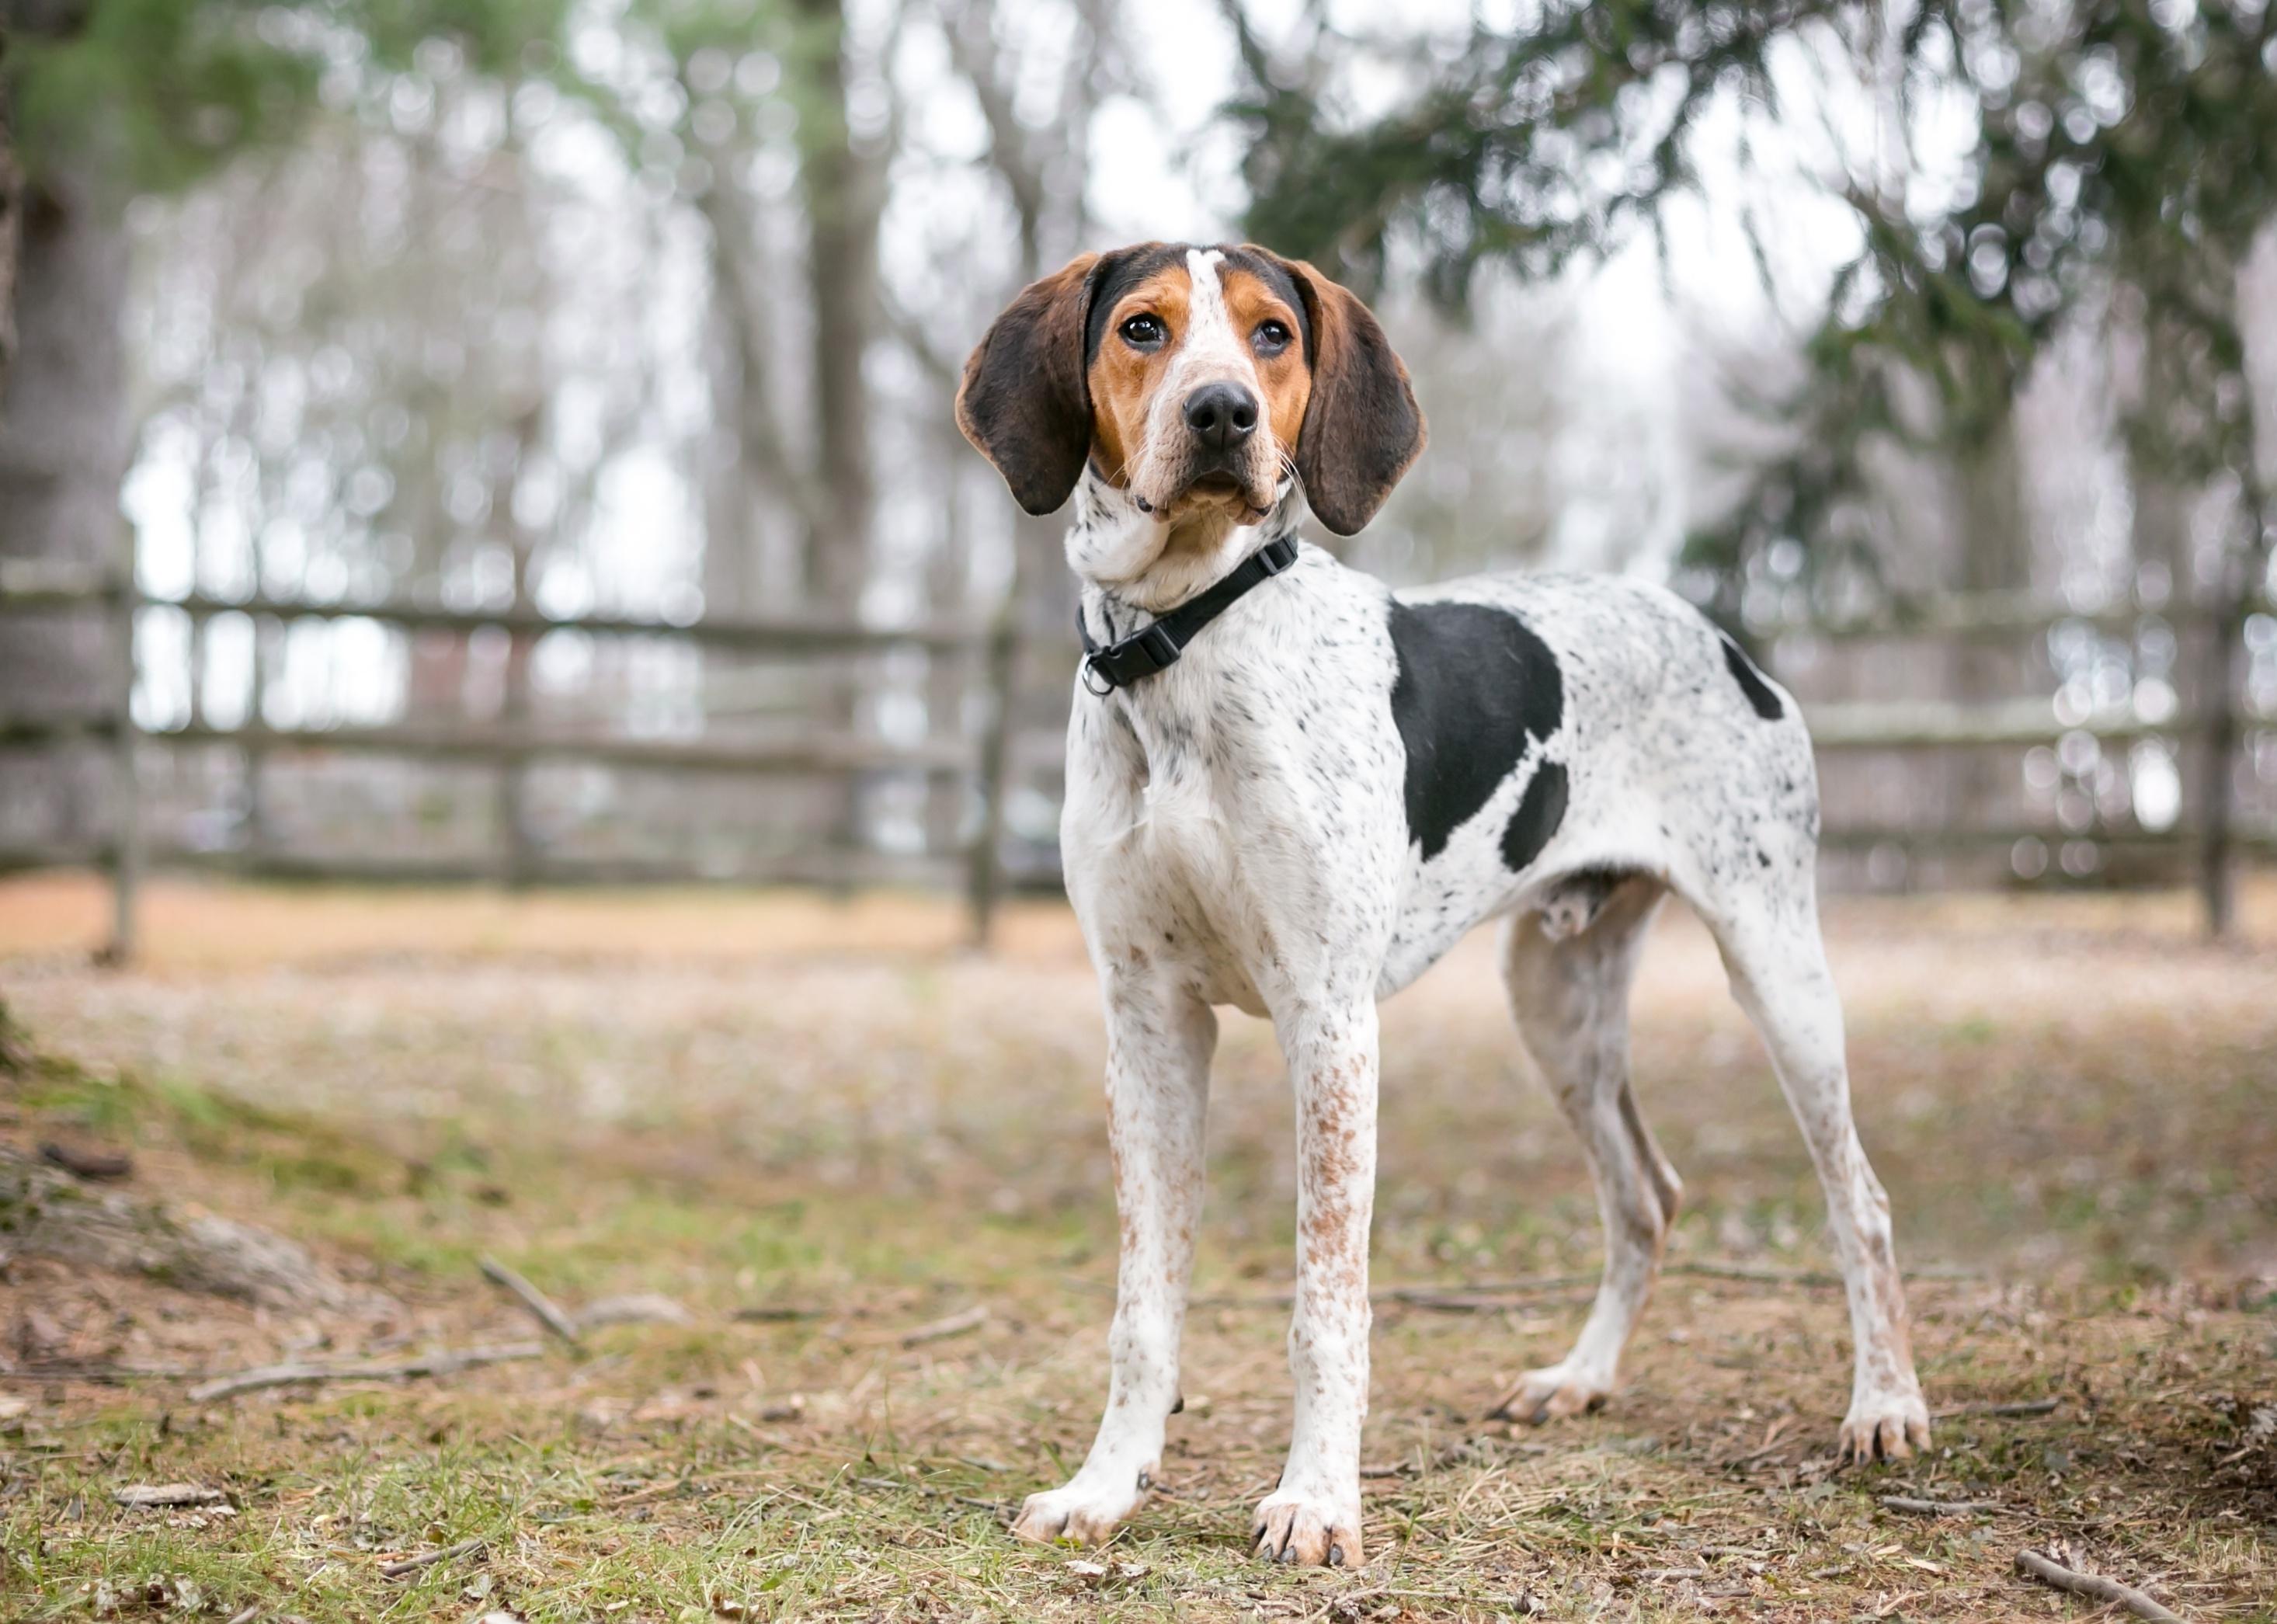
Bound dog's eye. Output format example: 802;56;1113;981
1119;314;1166;348
1253;319;1292;354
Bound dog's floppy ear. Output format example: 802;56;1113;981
956;253;1105;516
1253;249;1425;536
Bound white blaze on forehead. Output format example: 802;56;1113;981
1141;248;1256;461
1183;249;1231;337
1175;249;1246;376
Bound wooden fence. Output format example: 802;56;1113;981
1;555;2268;963
0;556;1020;959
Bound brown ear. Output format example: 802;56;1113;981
955;253;1104;516
1253;249;1425;536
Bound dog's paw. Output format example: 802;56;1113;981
1485;1362;1611;1425
1010;1475;1147;1546
1251;1483;1363;1567
1838;1387;1931;1464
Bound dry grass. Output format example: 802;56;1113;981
2;872;2273;1621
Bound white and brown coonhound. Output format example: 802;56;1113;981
955;243;1929;1567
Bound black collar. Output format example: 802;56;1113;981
1077;536;1300;696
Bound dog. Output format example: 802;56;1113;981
954;243;1930;1567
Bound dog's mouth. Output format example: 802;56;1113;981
1158;465;1274;519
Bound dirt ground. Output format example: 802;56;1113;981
2;871;2273;1622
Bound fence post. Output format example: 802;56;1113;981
244;612;273;868
102;537;141;967
494;624;537;889
2196;575;2247;939
966;603;1020;948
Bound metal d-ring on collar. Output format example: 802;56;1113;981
1076;536;1300;697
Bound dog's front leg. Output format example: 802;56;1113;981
1253;997;1378;1567
1013;980;1215;1546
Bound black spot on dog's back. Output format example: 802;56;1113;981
1500;760;1568;871
1720;635;1785;721
1386;600;1563;862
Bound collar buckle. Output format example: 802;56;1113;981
1132;621;1179;672
1076;536;1300;699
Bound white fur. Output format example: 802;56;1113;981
1010;389;1928;1570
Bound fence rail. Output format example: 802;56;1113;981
2;560;2269;961
1;562;1023;958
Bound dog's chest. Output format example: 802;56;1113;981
1107;701;1282;1008
1069;607;1410;1010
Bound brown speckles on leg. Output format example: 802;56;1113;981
1257;1000;1378;1567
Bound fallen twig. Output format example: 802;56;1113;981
1670;1260;1844;1287
40;1142;134;1181
379;1539;485;1580
1189;1274;1598;1311
1934;1397;2061;1420
189;1342;544;1403
1393;1288;1595;1314
838;1470;1010;1520
1194;1260;1973;1314
114;1483;228;1509
731;1304;827;1323
895;1305;988;1348
9;1359;222;1384
577;1292;691;1330
1721;1417;1799;1468
1881;1495;2001;1516
2015;1548;2185;1622
479;1255;582;1346
1383;1272;1600;1301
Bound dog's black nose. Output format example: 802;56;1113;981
1184;382;1259;452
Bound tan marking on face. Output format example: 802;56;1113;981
1087;267;1192;487
1084;255;1310;515
1219;266;1311;458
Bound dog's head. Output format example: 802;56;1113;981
955;244;1424;537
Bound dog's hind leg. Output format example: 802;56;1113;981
1488;873;1678;1424
1694;875;1930;1462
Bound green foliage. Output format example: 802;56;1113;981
7;0;569;198
1235;0;2277;602
1231;0;1823;300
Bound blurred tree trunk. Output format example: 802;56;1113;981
2126;311;2209;864
0;2;121;867
0;0;120;586
787;0;887;868
940;0;1112;631
696;176;808;614
0;141;126;855
792;0;881;619
0;22;19;401
0;145;127;688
